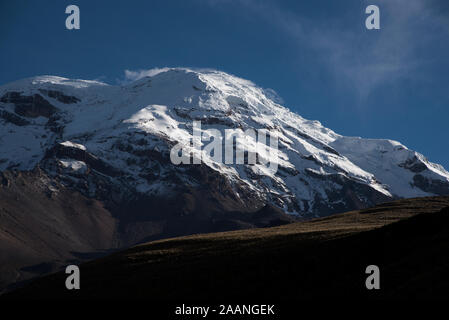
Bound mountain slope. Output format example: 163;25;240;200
1;68;449;293
1;68;448;219
0;169;293;293
4;196;449;300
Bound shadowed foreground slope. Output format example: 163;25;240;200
0;169;294;293
4;196;449;300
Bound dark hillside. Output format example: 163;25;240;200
4;196;449;300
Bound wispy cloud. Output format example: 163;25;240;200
119;67;223;84
208;0;449;99
123;67;171;82
327;0;449;98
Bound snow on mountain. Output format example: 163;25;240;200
1;68;448;218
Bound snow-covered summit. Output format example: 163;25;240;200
1;68;448;217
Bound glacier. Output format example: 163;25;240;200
1;68;448;218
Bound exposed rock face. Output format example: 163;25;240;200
38;89;80;104
45;142;122;178
413;174;449;195
0;110;30;126
1;92;58;118
399;156;428;173
0;172;10;187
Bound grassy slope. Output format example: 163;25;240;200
3;196;449;300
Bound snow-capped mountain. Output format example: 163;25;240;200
1;68;449;219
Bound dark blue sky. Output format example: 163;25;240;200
1;0;448;168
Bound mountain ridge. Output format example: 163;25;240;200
1;67;449;293
1;68;448;217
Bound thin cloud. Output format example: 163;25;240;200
119;66;285;106
124;67;171;81
208;0;449;99
119;67;223;84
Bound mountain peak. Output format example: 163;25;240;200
1;69;448;218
